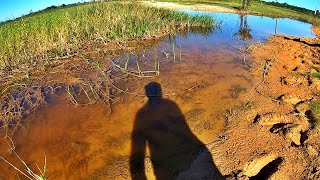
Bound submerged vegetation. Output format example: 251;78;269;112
0;1;216;141
0;1;214;70
155;0;320;25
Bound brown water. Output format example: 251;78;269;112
4;10;315;179
0;38;251;179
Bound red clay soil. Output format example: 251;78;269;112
313;26;320;39
208;27;320;179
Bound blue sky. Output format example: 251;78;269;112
264;0;319;11
0;0;319;22
0;0;87;22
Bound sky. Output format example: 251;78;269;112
263;0;319;11
0;0;319;22
0;0;88;22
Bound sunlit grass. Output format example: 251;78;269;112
0;1;215;70
154;0;320;25
311;101;320;127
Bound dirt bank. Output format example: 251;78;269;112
142;1;238;13
313;26;320;39
204;29;320;179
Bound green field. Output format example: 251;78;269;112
154;0;320;25
0;1;214;70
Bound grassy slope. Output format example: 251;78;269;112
154;0;320;25
0;1;214;70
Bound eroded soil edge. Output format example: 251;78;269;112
202;31;320;179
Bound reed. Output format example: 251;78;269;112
0;1;215;71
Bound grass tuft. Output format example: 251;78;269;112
310;101;320;128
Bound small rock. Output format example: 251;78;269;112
285;117;310;146
243;154;278;177
281;94;301;105
296;103;310;114
259;113;292;126
286;129;302;146
297;116;311;131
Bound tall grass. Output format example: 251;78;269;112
0;1;215;70
155;0;320;25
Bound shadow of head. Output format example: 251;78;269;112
145;82;162;99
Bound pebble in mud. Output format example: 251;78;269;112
242;154;279;177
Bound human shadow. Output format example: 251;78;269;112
130;82;224;180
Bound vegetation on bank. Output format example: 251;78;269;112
0;1;215;70
311;101;320;127
153;0;320;25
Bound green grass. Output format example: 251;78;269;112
293;71;320;79
310;72;320;79
311;101;320;127
0;1;215;70
153;0;320;25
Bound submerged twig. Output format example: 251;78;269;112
0;143;47;180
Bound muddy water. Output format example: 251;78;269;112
0;12;315;179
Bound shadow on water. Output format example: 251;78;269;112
130;82;224;179
178;10;315;41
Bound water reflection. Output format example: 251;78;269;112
234;15;252;41
130;82;223;179
179;26;214;37
111;11;315;74
178;10;315;41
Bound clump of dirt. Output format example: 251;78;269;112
209;28;320;179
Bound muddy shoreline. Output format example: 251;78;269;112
209;33;320;179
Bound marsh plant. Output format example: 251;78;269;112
0;143;47;180
0;1;215;70
0;1;215;138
